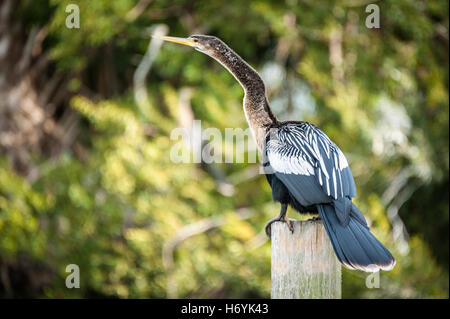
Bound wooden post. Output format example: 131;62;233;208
271;219;341;299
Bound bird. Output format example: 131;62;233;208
160;35;396;272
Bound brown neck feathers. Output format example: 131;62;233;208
208;42;277;147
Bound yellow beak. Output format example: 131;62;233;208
160;36;195;47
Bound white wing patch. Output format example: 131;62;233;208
267;141;315;175
266;122;351;199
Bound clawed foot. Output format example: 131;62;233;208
265;216;294;238
309;216;321;222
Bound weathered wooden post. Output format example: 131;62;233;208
271;219;341;299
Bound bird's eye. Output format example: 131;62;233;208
193;39;198;43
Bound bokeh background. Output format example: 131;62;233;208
0;0;448;298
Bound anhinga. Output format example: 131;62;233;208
161;35;395;272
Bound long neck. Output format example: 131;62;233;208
209;43;278;148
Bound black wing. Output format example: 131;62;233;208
265;122;357;207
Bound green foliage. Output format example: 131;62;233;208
0;0;448;298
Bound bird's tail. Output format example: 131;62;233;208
317;202;395;272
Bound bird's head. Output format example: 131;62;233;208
160;35;226;58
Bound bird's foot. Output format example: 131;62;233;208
309;216;321;222
265;216;294;238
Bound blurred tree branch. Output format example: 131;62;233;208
162;208;253;298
